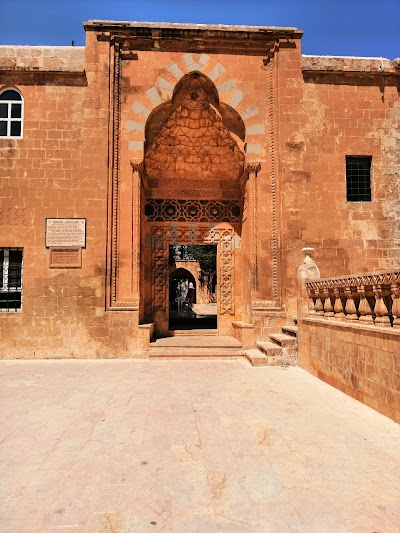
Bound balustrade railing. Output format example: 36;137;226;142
305;270;400;328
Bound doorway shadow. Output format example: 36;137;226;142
169;304;217;330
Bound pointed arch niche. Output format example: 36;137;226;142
143;71;246;201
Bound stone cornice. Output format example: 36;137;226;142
85;20;302;56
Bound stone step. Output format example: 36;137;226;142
149;335;243;358
245;349;292;367
256;341;283;357
150;335;242;348
281;325;298;337
268;333;297;347
149;347;243;358
245;349;269;366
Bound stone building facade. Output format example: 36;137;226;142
1;21;399;358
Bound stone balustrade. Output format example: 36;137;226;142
305;270;400;328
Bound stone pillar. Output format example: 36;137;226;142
130;161;142;307
247;162;261;291
297;247;320;320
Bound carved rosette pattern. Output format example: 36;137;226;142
145;199;241;223
0;208;28;226
305;270;400;326
151;225;235;315
252;300;281;309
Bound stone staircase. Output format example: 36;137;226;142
149;335;243;358
148;325;298;364
245;325;298;366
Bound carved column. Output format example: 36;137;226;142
247;162;261;291
130;161;143;307
373;284;390;327
298;248;320;320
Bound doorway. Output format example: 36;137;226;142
168;244;217;331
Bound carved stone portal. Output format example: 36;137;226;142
151;225;235;319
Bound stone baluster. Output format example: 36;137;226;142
314;286;325;317
333;287;346;320
306;287;317;316
374;284;391;327
358;284;374;323
391;282;400;328
323;287;334;318
345;285;359;321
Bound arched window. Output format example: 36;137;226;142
0;88;23;138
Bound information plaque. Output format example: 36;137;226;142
46;218;86;248
49;248;82;268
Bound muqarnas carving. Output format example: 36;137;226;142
144;72;245;182
145;199;241;222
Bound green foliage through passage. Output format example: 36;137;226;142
186;245;216;274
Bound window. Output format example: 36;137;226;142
0;88;23;138
346;156;372;202
0;248;23;312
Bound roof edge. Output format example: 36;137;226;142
83;19;303;36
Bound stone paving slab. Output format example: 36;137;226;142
0;359;399;532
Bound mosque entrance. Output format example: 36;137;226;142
139;69;245;337
168;245;217;331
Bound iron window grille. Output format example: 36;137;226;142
0;248;23;312
0;88;24;138
346;156;372;202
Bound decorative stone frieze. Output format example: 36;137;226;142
144;199;241;223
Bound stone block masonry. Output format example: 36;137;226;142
299;318;400;423
0;21;399;358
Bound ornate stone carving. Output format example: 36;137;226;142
247;162;261;291
110;41;123;307
144;72;245;182
151;225;235;315
267;60;279;303
252;300;280;309
131;161;143;304
145;199;241;223
108;43;139;310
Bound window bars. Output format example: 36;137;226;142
0;248;23;312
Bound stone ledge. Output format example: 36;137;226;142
232;321;254;329
302;317;400;338
302;55;400;74
0;46;85;72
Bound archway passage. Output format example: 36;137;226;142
168;245;217;331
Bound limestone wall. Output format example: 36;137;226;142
298;318;400;423
280;56;400;318
0;34;143;358
0;46;85;72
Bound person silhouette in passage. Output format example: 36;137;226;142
187;282;195;308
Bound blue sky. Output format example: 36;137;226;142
0;0;399;58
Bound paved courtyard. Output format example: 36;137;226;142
1;359;399;533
